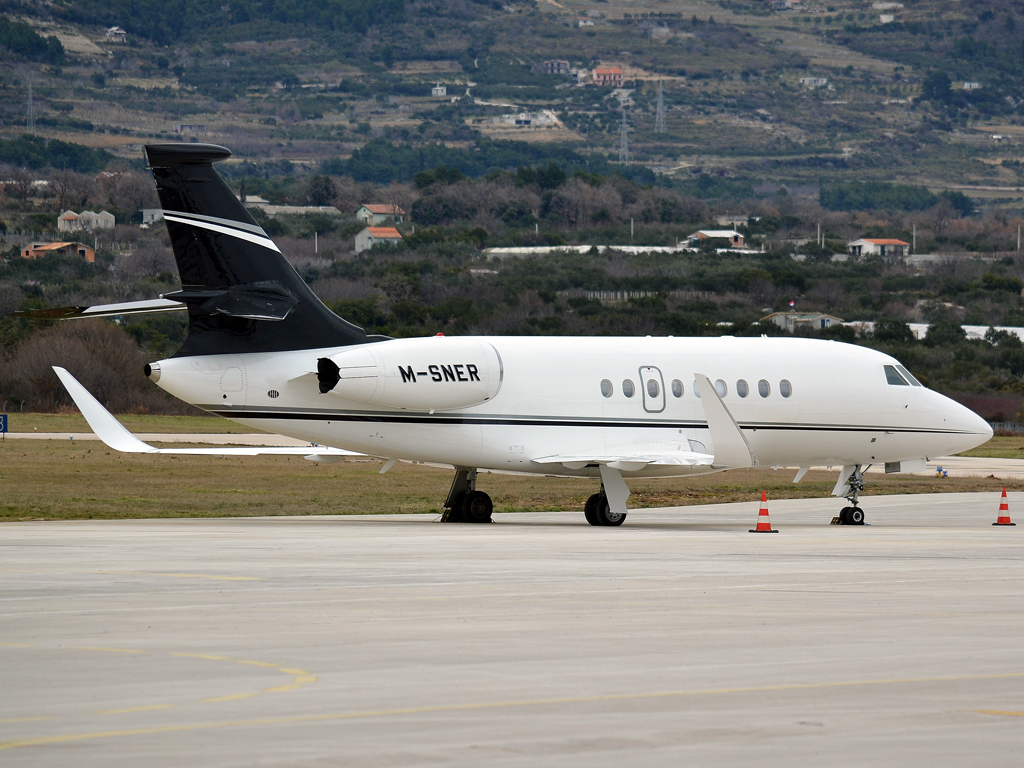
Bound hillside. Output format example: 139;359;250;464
0;0;1020;199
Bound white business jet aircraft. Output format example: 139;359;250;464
31;144;992;526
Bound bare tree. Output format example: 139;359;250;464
109;171;159;213
49;168;78;212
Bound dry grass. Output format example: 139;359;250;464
957;436;1024;460
1;440;1018;522
6;413;263;434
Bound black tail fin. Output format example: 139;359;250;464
145;143;370;357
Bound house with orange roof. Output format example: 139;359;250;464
847;238;910;259
356;204;406;226
355;227;403;254
592;67;623;87
21;241;96;263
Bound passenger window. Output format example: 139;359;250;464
895;364;922;386
693;380;701;398
780;379;792;398
736;379;748;398
623;379;635;398
671;379;683;398
884;365;909;386
758;379;770;398
715;379;727;397
647;379;660;398
601;379;613;398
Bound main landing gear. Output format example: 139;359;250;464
834;464;867;526
584;486;627;527
442;468;493;523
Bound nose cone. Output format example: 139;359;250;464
947;399;993;453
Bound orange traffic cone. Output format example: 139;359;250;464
993;487;1016;526
750;491;778;533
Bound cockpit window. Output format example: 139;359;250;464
884;365;909;386
895;364;922;386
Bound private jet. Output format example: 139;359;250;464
25;144;993;526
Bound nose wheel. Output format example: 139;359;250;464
838;506;865;525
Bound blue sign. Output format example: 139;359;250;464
0;415;6;433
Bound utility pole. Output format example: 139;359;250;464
630;217;634;240
913;224;916;255
618;107;630;166
655;80;666;134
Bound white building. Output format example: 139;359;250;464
57;210;115;233
431;84;447;97
762;312;844;332
799;77;828;88
105;27;127;43
963;81;982;91
356;204;406;226
141;209;164;226
847;238;910;258
355;227;403;254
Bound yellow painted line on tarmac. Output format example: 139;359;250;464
4;671;1024;752
237;660;279;668
70;647;144;654
95;705;176;715
172;652;233;662
976;709;1024;717
277;668;310;676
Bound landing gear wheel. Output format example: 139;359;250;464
444;491;467;523
595;495;626;527
462;491;493;523
849;507;865;525
584;493;602;526
839;507;852;525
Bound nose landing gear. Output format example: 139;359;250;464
833;464;867;525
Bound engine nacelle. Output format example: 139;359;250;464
318;337;503;411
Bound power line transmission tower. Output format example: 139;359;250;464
655;80;666;133
618;107;630;166
26;72;34;136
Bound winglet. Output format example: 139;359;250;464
52;367;156;453
694;373;756;469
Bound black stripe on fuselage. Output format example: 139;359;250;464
205;409;976;435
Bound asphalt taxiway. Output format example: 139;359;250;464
2;492;1023;767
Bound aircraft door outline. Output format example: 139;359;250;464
639;366;666;413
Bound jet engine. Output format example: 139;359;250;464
317;336;502;411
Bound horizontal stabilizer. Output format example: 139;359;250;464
9;298;186;320
52;366;362;461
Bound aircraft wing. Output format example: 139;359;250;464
532;451;715;472
10;298;186;320
52;366;362;462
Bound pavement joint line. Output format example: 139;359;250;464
94;705;176;715
3;671;1024;752
69;646;144;654
99;571;260;581
0;717;54;724
975;709;1024;717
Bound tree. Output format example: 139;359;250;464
921;70;952;102
873;319;915;344
305;175;338;206
924;318;967;347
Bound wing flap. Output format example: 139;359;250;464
532;450;714;471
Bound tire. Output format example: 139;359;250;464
445;491;467;523
596;497;626;527
584;493;602;526
849;507;865;525
462;491;493;523
839;507;852;525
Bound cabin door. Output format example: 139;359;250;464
639;366;666;413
